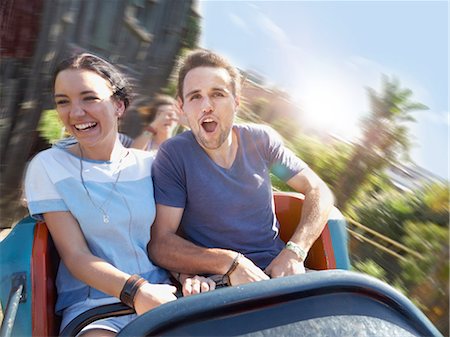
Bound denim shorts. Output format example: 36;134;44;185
60;297;137;336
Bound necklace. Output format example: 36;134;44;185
79;144;126;223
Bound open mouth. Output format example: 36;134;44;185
201;118;217;133
74;122;97;131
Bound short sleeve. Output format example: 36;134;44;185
152;144;187;208
24;154;69;220
259;125;308;181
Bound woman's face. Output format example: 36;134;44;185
152;104;179;135
54;69;125;149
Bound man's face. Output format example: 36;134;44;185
179;66;239;151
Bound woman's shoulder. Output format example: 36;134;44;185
127;147;153;159
29;147;69;165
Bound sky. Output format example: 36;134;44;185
198;0;448;180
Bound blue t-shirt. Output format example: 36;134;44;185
152;124;307;269
25;145;169;313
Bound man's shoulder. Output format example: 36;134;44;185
236;123;277;140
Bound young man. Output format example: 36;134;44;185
148;49;334;288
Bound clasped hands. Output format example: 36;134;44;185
229;249;306;286
133;251;305;315
132;274;215;315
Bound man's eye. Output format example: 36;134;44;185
190;94;201;101
84;96;100;102
212;92;225;97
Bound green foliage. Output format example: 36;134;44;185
353;259;387;281
182;12;201;49
335;76;428;210
236;73;446;334
282;133;352;189
400;221;449;285
161;80;177;98
37;109;65;144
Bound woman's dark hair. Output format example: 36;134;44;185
52;53;132;108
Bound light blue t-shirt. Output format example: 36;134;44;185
152;124;307;269
25;145;169;313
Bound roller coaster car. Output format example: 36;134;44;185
0;192;441;337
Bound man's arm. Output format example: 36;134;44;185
265;167;334;277
148;204;269;285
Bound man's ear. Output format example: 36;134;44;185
176;97;185;116
176;97;189;127
234;95;240;108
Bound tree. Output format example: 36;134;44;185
0;0;198;228
334;75;428;210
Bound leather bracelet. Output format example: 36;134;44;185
222;252;242;286
119;274;148;309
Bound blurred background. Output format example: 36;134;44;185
0;0;448;334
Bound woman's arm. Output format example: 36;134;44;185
43;211;177;314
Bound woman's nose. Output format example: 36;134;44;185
69;102;86;116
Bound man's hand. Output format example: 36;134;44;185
264;249;306;278
133;283;177;315
229;255;270;286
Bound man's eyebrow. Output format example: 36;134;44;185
211;87;229;93
185;89;200;98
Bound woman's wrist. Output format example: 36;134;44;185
143;125;156;136
119;274;148;309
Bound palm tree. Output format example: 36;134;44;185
334;75;428;210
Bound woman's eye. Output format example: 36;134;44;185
55;99;69;105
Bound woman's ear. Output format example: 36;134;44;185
115;100;126;118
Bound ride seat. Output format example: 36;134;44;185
30;192;349;336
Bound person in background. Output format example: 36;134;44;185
148;49;334;287
131;94;179;156
24;53;213;337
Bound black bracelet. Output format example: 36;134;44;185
222;252;242;286
119;274;148;309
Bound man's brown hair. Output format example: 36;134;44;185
177;49;241;102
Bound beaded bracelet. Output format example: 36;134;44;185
119;274;148;309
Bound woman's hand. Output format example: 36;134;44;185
180;274;216;296
133;283;177;315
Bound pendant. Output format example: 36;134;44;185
103;214;110;224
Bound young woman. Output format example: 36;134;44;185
24;53;214;337
131;94;180;155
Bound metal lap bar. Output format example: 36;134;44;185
0;273;27;337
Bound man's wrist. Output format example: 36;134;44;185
285;241;307;262
222;252;242;286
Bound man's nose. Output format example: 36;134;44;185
201;97;214;113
